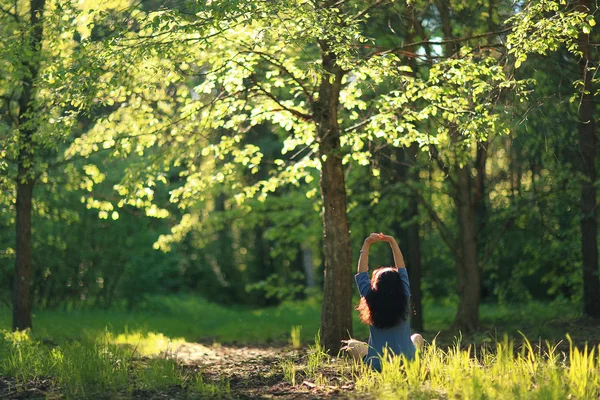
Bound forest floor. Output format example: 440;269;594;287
0;299;598;399
175;342;330;399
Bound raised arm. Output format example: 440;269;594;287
357;233;380;274
380;234;406;268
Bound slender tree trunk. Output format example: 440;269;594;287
453;165;480;331
403;7;425;333
475;143;487;233
303;248;315;288
474;142;488;299
405;146;423;332
254;225;272;279
577;0;600;317
14;181;34;331
214;193;240;299
435;0;480;331
13;0;46;331
388;145;423;332
315;42;352;353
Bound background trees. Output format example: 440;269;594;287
1;0;599;351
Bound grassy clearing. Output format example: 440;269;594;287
0;296;588;347
0;295;327;345
282;334;600;399
0;296;594;398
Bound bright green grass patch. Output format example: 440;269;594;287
281;334;600;399
110;331;186;357
52;339;131;397
0;329;230;398
0;295;329;345
351;336;600;400
0;330;55;384
191;374;231;399
134;357;184;391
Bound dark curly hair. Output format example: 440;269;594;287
356;267;409;329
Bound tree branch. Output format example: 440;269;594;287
367;27;513;59
352;0;389;21
249;77;313;121
240;49;314;104
0;3;18;21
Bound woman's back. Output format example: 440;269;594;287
356;268;415;370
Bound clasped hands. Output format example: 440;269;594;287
364;232;394;246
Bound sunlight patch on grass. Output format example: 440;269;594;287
290;325;302;349
109;330;186;357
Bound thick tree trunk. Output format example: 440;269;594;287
452;165;480;331
577;1;600;317
13;0;46;331
315;43;352;353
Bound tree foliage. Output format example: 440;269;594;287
1;0;599;338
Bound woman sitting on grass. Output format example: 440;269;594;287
342;233;424;371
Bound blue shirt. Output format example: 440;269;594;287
355;268;415;371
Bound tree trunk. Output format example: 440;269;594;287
254;225;272;280
475;143;487;233
435;0;480;331
452;165;480;331
13;180;34;331
388;145;423;332
315;42;352;353
13;0;46;331
577;0;600;317
303;248;315;288
215;193;240;299
402;7;425;333
405;151;423;331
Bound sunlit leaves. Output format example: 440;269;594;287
507;0;589;68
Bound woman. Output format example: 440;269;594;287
342;233;424;371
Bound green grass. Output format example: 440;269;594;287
350;335;600;399
0;296;594;398
280;334;600;399
0;295;327;345
134;356;184;392
0;296;586;347
0;329;230;398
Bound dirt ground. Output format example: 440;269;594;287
174;342;353;399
